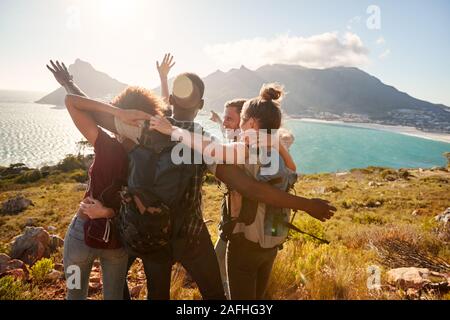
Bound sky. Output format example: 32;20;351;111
0;0;449;106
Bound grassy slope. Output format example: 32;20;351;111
0;167;449;300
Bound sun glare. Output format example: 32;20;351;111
99;0;136;21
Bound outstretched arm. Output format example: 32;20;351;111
47;60;116;132
215;165;336;222
150;115;246;163
210;111;226;138
156;53;175;104
47;60;87;97
65;94;153;134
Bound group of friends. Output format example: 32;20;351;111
46;54;336;300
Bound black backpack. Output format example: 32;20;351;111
118;121;199;254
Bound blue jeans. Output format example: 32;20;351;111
63;216;128;300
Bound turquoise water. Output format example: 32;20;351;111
284;120;450;174
0;93;449;173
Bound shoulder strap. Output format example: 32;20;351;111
285;222;330;244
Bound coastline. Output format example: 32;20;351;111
293;118;450;144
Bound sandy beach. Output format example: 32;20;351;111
294;118;450;144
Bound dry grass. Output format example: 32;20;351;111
0;167;449;300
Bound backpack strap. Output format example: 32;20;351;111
284;222;330;244
238;176;285;226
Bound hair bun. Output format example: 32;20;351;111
260;83;284;102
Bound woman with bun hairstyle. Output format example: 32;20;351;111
151;83;336;299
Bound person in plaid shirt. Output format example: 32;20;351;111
49;55;336;300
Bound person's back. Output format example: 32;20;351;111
115;72;226;300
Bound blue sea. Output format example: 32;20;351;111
0;90;449;174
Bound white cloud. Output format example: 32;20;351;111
204;32;370;71
376;36;386;45
379;49;391;59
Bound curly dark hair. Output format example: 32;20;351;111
111;86;166;116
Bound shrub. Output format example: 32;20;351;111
353;213;386;225
0;276;29;300
30;258;54;283
290;213;326;244
57;155;85;172
267;241;378;300
69;169;88;183
16;169;42;184
380;169;397;181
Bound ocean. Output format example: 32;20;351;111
1;90;449;174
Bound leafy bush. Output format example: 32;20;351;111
69;169;88;183
16;169;42;184
30;258;54;283
353;213;386;225
0;276;30;300
380;169;397;181
57;155;85;172
290;213;326;244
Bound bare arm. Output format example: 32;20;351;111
150;115;245;163
210;111;226;138
46;60;87;97
65;94;154;135
215;165;336;222
278;144;297;172
156;53;175;104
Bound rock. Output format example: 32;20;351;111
47;226;57;232
1;195;34;215
406;288;421;300
435;208;450;224
0;253;11;265
7;259;25;270
386;267;431;290
10;227;52;265
0;268;27;281
0;258;26;275
130;285;143;298
435;208;450;242
47;269;63;282
0;254;12;274
335;172;350;177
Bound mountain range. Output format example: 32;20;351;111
37;59;450;133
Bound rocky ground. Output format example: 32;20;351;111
0;162;449;300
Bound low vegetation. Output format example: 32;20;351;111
0;155;449;300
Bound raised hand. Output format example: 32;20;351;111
156;53;176;79
46;60;73;87
149;115;174;136
116;109;153;127
209;111;222;124
305;198;337;222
